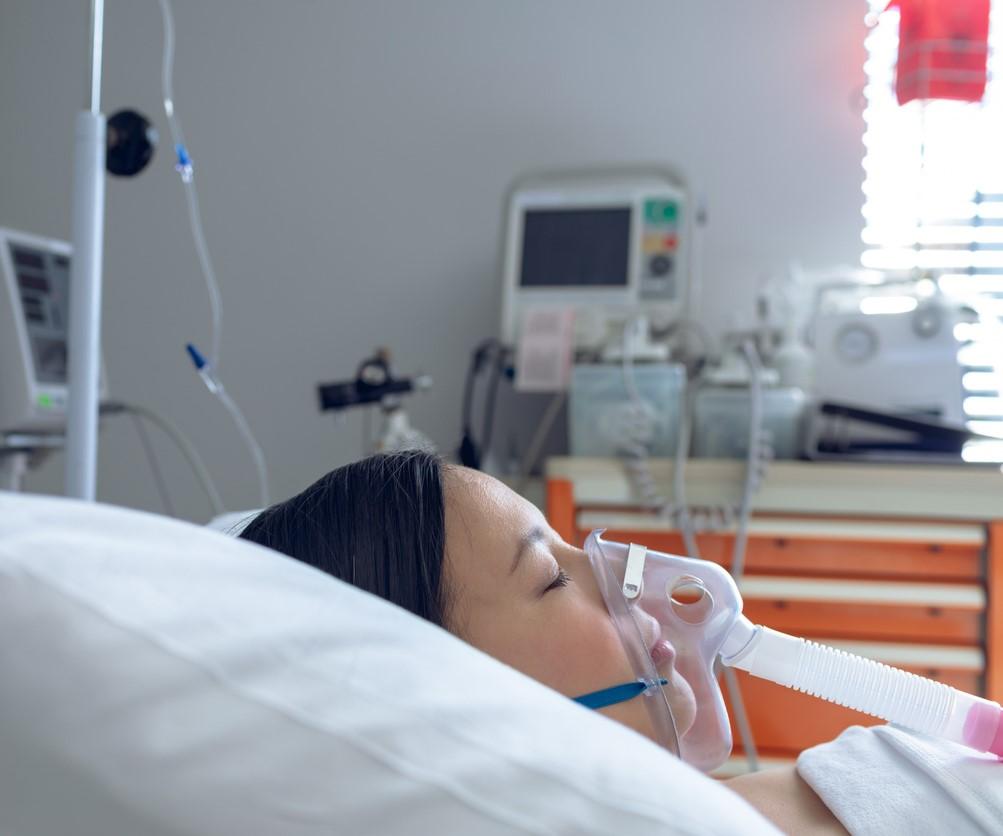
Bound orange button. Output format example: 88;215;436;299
643;233;664;254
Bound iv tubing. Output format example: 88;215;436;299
103;401;226;517
157;0;269;508
157;0;222;371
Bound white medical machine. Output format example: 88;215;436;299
0;228;103;492
499;169;691;354
0;228;107;435
813;281;972;426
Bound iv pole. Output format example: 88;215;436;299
64;0;106;500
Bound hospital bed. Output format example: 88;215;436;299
3;490;1002;834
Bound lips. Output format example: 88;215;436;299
649;638;676;668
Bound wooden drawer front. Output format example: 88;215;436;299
741;577;984;646
746;598;978;642
739;535;979;582
580;526;983;582
744;598;982;645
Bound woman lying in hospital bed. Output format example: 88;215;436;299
239;451;1002;835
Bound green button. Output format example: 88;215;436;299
644;200;678;224
37;394;53;408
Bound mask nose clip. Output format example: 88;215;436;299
623;543;647;600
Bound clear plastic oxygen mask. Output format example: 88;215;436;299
577;530;1003;771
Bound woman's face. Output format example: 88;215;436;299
442;466;696;747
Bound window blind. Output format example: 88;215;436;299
862;0;1003;461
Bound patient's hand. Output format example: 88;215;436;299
725;766;848;835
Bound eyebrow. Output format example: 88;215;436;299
511;526;546;575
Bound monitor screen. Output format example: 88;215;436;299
11;243;69;385
519;207;631;288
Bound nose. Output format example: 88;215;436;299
562;544;609;608
631;606;661;649
565;543;658;639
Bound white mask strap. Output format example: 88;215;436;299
623;542;646;600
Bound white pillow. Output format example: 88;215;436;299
0;492;778;835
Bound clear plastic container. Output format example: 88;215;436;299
693;386;807;460
569;363;685;457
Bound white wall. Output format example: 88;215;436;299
1;0;866;520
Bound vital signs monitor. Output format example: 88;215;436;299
499;169;691;350
0;227;97;434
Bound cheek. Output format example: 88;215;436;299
531;601;632;695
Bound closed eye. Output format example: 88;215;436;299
543;568;571;594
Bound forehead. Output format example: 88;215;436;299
442;466;544;579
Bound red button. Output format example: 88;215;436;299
663;235;678;250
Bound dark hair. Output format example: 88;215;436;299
239;450;452;627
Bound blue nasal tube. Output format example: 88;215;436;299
573;678;669;711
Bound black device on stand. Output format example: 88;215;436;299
317;350;427;413
806;401;976;462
